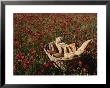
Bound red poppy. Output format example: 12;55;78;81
29;48;36;54
15;53;25;61
22;58;30;71
14;41;21;49
25;28;32;35
62;31;70;35
40;43;45;49
65;16;72;23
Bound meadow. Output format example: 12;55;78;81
14;13;97;75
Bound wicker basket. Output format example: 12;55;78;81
44;39;92;70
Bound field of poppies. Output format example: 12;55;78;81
14;13;97;75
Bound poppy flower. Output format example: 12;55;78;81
15;53;25;61
22;58;30;71
29;48;36;54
